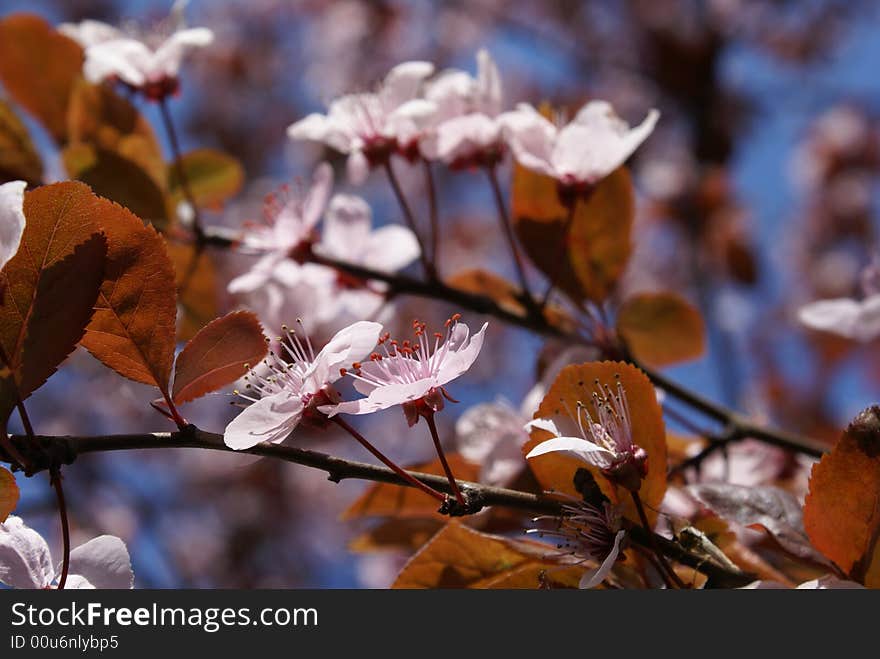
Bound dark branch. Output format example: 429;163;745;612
1;428;754;587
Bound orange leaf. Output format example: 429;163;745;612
0;182;106;400
0;14;83;142
349;519;443;553
168;243;218;341
617;292;706;367
343;455;480;522
172;311;267;405
63;145;169;228
168;148;244;209
392;522;585;589
0;466;18;522
66;79;164;182
0;99;42;186
80;197;177;394
512;164;634;304
804;406;880;586
567;168;635;302
447;268;574;331
524;361;667;525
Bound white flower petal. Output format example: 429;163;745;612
0;516;54;589
67;536;133;589
435;322;487;387
308;320;383;388
381;61;435;109
224;393;304;450
525;436;616;468
0;181;26;272
83;39;154;86
301;162;334;231
152;27;214;78
798;297;862;340
579;529;625;589
361;225;420;273
321;194;373;260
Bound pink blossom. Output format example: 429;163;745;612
316;193;420;273
320;316;488;424
0;180;26;272
62;10;214;100
287;62;437;183
228;163;333;296
526;377;648;491
224;321;383;450
422;49;505;166
500;100;659;192
456;346;597;487
0;516;133;589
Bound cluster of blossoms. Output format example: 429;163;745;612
289;50;660;194
60;2;213;101
227;162;420;334
224;315;486;451
0;516;133;590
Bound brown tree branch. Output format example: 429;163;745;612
0;428;754;587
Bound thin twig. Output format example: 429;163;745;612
424;413;465;507
50;466;70;589
384;161;435;279
332;416;446;503
486;165;535;305
423;159;440;268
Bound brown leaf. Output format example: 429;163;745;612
688;483;829;565
168;243;219;341
80;196;178;394
0;466;18;522
0;14;83;142
0;183;106;400
63;145;169;227
168;148;244;209
392;522;585;589
524;361;667;525
804;405;880;586
349;519;443;553
67;81;164;174
568;168;635;302
343;455;480;522
512;164;634;304
172;311;267;405
447;268;574;332
617;292;706;367
0;100;42;186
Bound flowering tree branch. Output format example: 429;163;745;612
200;226;828;460
0;427;755;588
